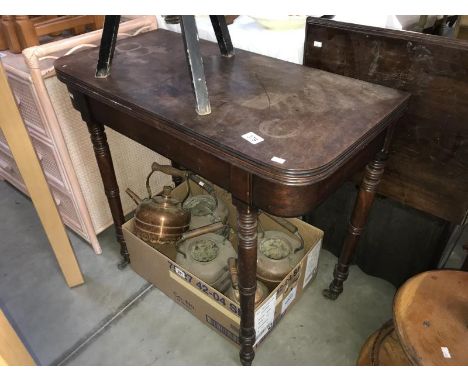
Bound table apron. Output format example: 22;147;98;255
87;96;387;217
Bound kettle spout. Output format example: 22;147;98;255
126;188;142;205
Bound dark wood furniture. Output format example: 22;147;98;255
304;17;468;286
462;243;468;271
54;29;409;365
0;16;104;53
304;17;468;225
358;270;468;365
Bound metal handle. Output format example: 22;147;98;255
228;257;238;290
263;213;297;234
145;167;179;199
262;212;304;253
188;174;215;195
145;169;158;199
211;268;231;293
147;161;190;199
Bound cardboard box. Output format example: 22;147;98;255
122;183;323;348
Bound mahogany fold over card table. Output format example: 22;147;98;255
55;29;409;365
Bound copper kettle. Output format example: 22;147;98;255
256;213;305;290
126;162;223;245
176;233;236;293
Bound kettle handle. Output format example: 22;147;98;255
175;222;226;258
145;169;158;198
147;162;189;199
149;162;218;206
179;221;225;241
261;212;305;253
145;167;186;199
151;162;188;178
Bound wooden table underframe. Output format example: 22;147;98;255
55;29;409;365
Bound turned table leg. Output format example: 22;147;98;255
323;150;388;300
70;92;129;269
235;201;258;366
87;121;129;269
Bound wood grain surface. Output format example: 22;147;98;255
393;270;468;365
55;28;409;185
304;17;468;223
0;309;35;366
0;63;84;288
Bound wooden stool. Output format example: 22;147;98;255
358;270;468;365
96;15;233;116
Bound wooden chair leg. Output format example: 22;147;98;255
15;16;39;50
1;16;22;53
93;16;105;30
0;22;8;51
73;25;87;35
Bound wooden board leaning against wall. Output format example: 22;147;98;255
0;61;84;288
303;17;468;226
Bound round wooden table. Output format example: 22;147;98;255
358;270;468;366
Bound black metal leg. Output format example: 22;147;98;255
209;16;234;57
180;16;211;116
96;15;121;78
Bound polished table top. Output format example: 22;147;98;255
55;29;409;186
